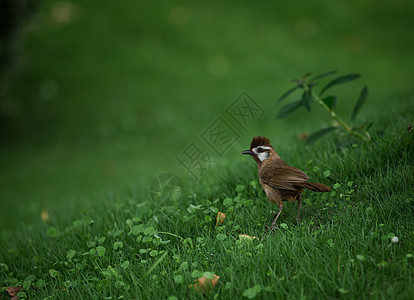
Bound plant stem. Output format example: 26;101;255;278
309;89;370;141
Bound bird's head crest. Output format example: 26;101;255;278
250;136;272;150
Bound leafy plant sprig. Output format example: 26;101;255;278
277;71;371;144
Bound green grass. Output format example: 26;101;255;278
1;106;413;299
1;0;414;299
1;0;414;228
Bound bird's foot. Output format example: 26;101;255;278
266;224;278;232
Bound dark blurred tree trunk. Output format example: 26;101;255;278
0;0;38;140
0;0;37;77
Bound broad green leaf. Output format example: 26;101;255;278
87;241;96;248
322;96;337;110
144;226;155;236
223;198;233;206
25;275;36;282
183;237;194;248
66;249;76;260
132;216;141;223
125;219;133;228
191;270;203;278
276;100;303;119
174;275;184;284
351;85;368;121
320;73;360;95
203;272;214;280
210;206;219;213
306;127;338;145
278;86;298;102
250;180;258;189
130;224;145;235
216;233;227;241
302;89;312;112
35;279;45;288
121;261;130;269
280;223;288;229
310;70;337;82
96;246;106;257
179;262;188;270
113;241;123;250
235;184;245;192
356;254;366;261
46;226;59;238
333;183;341;189
0;263;9;272
112;229;123;237
152;237;161;246
142;236;152;243
49;269;59;278
23;280;32;289
243;285;262;299
17;291;27;298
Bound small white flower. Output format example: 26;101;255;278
391;236;399;243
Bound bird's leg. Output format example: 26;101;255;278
268;203;283;231
296;194;302;221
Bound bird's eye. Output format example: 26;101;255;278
257;147;264;153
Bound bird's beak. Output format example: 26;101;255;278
241;150;255;156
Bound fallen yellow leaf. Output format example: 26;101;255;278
189;274;220;294
238;234;258;242
41;210;50;221
216;212;225;225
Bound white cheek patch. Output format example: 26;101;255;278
257;151;270;161
252;146;272;161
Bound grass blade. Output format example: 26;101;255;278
276;100;303;119
143;250;168;278
278;86;298;102
302;89;312;112
306;126;338;145
320;74;360;95
351;86;368;122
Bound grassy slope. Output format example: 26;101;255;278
1;0;414;228
1;0;414;299
1;103;413;299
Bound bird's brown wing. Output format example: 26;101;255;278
259;160;309;191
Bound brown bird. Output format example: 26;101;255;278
241;136;330;230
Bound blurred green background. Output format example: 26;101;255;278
1;0;413;229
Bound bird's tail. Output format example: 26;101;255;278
295;182;331;192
